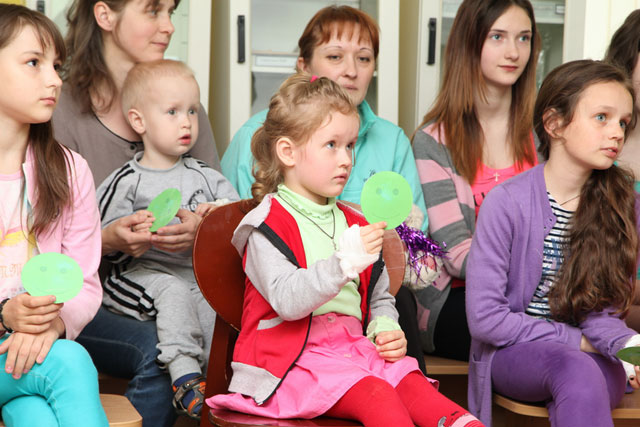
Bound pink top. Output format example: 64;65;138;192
23;145;102;340
471;161;534;217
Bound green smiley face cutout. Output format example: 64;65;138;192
360;171;413;230
21;253;83;303
147;188;182;232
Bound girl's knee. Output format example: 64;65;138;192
44;339;97;377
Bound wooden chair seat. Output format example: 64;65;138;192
0;394;141;427
193;200;407;427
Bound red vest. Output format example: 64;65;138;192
232;199;384;402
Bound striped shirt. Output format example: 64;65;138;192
525;193;573;319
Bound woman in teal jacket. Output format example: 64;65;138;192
221;5;427;231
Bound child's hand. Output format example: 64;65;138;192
195;203;217;217
130;210;154;232
152;209;201;252
0;319;63;379
630;366;640;389
1;294;62;334
375;329;407;362
360;221;386;255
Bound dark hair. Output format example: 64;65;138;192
297;5;379;67
0;4;72;237
414;0;539;184
64;0;180;113
604;9;640;80
535;59;638;324
251;73;357;202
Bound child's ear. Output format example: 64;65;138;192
94;1;116;32
543;108;564;139
275;137;296;167
127;109;146;135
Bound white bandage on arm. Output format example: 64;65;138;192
335;224;379;279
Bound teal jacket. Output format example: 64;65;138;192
221;101;428;230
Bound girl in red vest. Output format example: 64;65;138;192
206;73;483;427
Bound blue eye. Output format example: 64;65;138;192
519;35;531;42
620;120;628;130
326;141;335;148
489;34;501;41
595;113;606;122
346;142;354;151
188;108;197;115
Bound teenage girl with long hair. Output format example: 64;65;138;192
0;5;106;426
466;59;640;427
411;0;540;361
207;73;483;427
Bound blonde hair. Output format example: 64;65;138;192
251;73;357;202
121;59;197;114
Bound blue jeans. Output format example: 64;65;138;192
0;338;108;427
76;307;176;427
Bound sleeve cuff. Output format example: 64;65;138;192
366;315;401;343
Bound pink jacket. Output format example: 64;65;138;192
24;145;102;340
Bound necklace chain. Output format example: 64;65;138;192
279;196;337;249
559;194;580;206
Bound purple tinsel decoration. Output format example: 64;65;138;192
395;222;448;278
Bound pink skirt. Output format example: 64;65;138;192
207;313;432;419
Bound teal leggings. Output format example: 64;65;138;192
0;337;108;427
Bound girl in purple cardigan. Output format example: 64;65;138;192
467;60;640;427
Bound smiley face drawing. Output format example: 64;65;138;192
21;253;84;303
361;171;413;230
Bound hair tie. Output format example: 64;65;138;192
310;75;319;82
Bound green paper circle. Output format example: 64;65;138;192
617;347;640;366
147;188;182;232
21;253;83;303
360;171;413;230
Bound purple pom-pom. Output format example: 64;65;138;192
395;223;447;279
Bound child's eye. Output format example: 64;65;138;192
167;109;176;115
595;113;606;122
620;120;628;130
27;59;38;67
346;142;355;151
326;141;335;148
519;34;531;42
53;62;62;72
489;34;501;41
188;108;197;115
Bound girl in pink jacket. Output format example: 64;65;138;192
0;5;107;426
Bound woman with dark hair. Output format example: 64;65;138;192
411;0;540;361
51;1;221;425
467;59;640;426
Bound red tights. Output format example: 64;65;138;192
325;372;484;427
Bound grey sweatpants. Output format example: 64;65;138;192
102;260;215;382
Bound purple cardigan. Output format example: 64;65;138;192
466;163;638;426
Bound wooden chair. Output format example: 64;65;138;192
193;200;406;427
